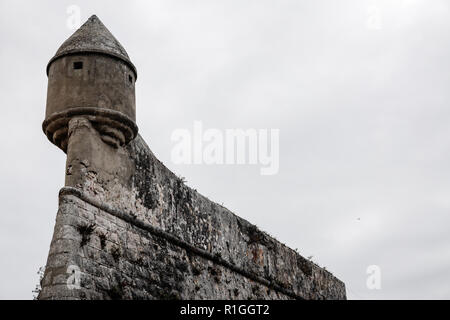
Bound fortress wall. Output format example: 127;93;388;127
38;192;290;299
38;119;346;300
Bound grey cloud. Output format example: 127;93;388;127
1;0;449;299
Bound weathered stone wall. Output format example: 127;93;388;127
38;118;346;300
38;191;290;299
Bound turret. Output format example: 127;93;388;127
43;15;138;152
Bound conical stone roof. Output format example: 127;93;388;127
47;15;137;78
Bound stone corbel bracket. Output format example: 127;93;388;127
42;107;138;152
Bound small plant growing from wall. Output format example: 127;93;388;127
98;233;107;250
32;266;45;300
76;223;96;247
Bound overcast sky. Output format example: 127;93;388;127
1;0;449;299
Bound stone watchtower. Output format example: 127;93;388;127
44;15;137;152
39;15;346;300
